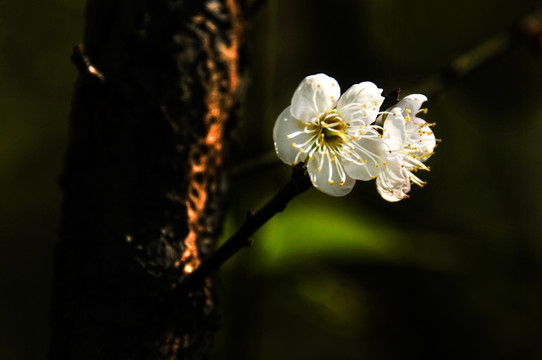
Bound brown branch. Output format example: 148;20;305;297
179;163;311;289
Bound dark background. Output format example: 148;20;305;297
2;0;542;359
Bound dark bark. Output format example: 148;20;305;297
50;1;259;358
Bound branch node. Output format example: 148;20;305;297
71;44;106;82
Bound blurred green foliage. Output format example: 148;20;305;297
2;0;542;359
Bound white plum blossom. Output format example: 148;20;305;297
376;95;437;202
273;74;388;196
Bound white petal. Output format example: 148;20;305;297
337;82;384;125
273;106;313;165
405;123;436;159
383;108;407;152
291;74;340;122
376;155;411;202
342;135;387;181
396;94;427;117
307;150;355;197
338;81;384;108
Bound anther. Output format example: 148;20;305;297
291;142;296;147
328;180;334;185
405;109;411;114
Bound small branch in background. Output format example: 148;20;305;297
179;163;311;289
422;7;542;100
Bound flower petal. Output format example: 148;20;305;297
405;123;436;159
307;150;355;197
383;108;407;152
273;106;313;165
342;134;387;181
376;155;410;202
337;82;384;125
396;94;427;118
291;74;340;122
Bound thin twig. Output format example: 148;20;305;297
179;163;311;289
423;8;542;100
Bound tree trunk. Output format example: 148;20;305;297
49;1;257;358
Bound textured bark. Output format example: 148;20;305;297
50;1;258;358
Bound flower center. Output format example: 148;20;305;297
319;111;348;147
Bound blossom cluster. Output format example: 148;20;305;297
273;73;438;201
